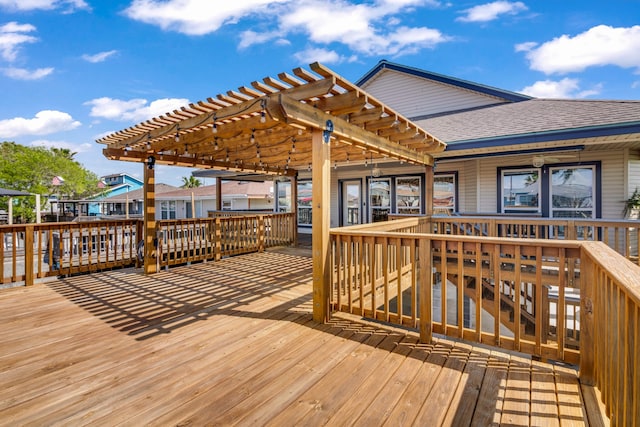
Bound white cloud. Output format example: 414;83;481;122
2;66;53;80
521;78;601;99
30;139;92;153
0;21;38;62
0;0;89;12
293;47;357;65
514;41;536;52
124;0;450;57
85;97;189;122
457;1;527;23
0;110;81;138
82;50;118;63
124;0;284;36
522;25;640;74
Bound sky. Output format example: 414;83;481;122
0;0;639;187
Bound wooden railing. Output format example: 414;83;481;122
330;220;640;423
427;215;640;265
0;220;141;286
580;242;640;425
0;213;296;286
156;212;296;267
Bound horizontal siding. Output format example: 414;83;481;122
362;69;506;119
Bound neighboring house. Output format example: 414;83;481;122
99;181;274;220
155;181;274;220
100;183;178;217
288;60;640;227
88;173;144;215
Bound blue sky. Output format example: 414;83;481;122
0;0;639;187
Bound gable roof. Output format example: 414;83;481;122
156;182;273;200
101;183;178;202
357;60;531;103
416;99;640;153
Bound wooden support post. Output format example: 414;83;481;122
24;225;34;286
214;217;221;261
35;194;41;224
424;165;434;216
312;129;331;323
419;236;433;342
143;162;157;274
8;197;12;225
216;177;222;211
291;174;298;247
191;191;196;218
579;246;595;385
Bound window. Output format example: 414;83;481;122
297;181;312;226
501;169;540;214
550;166;595;219
276;181;291;213
160;201;176;219
222;200;232;211
370;178;391;222
434;174;456;212
395;176;421;215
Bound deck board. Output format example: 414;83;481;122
0;250;606;426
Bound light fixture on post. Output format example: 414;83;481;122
147;155;155;170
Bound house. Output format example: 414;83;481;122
98;181;274;220
88;173;144;216
154;181;274;219
316;60;640;224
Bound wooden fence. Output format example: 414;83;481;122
0;212;296;286
330;217;640;424
156;212;296;267
0;220;141;286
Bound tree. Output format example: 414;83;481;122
0;142;99;222
181;176;202;189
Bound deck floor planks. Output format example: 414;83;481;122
500;353;532;426
530;359;561;427
471;350;511;426
441;342;490;427
0;249;605;426
412;341;472;426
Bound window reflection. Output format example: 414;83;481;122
502;169;540;213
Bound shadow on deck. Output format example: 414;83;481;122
0;248;606;426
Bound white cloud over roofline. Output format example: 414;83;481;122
521;78;602;99
0;110;81;138
520;25;640;74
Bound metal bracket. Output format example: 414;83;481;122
323;119;334;144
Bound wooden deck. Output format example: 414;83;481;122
0;248;606;426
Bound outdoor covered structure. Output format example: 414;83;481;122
97;62;446;323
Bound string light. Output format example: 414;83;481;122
365;158;368;167
334;161;337;170
124;144;131;152
225;149;229;163
146;134;151;150
212;114;217;134
260;99;267;123
291;138;296;153
174;126;180;142
250;130;255;143
256;144;260;158
346;154;350;164
214;138;219;150
184;144;188;154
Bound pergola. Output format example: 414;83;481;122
97;62;446;322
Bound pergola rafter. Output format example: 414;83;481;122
97;62;447;324
98;62;445;173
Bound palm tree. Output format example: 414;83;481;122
181;176;202;188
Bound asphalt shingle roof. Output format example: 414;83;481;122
416;99;640;144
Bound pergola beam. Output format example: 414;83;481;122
277;94;434;166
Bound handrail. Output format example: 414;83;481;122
0;220;140;286
330;222;639;422
580;242;640;425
